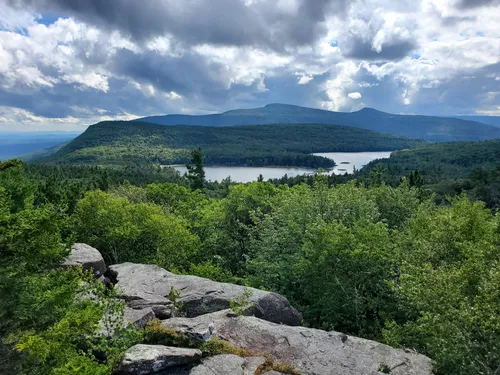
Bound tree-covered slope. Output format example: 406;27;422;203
360;139;500;184
40;121;428;168
137;103;500;142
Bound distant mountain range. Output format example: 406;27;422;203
137;103;500;142
0;131;82;161
452;116;500;128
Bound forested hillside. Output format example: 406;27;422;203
360;140;500;182
40;121;427;168
138;103;500;142
1;159;499;375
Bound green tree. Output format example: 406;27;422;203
408;169;424;188
384;196;500;375
186;148;205;190
73;190;200;268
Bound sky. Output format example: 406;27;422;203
0;0;500;131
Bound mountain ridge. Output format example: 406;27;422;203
39;121;428;168
137;103;500;142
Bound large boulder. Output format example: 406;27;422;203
62;243;106;275
161;310;432;375
117;344;202;375
190;354;266;375
124;307;156;329
110;263;301;326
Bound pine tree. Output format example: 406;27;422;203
186;148;205;190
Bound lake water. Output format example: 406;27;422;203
313;151;392;175
168;151;392;183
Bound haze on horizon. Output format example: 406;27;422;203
1;0;500;132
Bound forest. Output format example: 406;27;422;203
1;154;499;375
39;121;428;168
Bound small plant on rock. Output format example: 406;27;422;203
143;319;195;347
230;288;255;316
168;286;185;317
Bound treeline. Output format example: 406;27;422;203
1;159;499;375
354;140;500;209
39;121;428;168
359;140;500;184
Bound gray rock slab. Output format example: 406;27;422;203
110;263;301;325
117;344;202;375
161;310;432;375
62;243;106;275
124;307;156;329
190;354;266;375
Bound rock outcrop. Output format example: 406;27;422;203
62;243;106;275
190;355;266;375
110;263;301;326
117;344;202;375
161;310;432;375
72;246;432;375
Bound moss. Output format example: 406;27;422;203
255;355;301;375
143;319;195;347
199;337;256;358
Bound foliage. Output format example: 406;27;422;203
143;319;194;347
383;196;500;375
230;288;255;316
40;121;428;168
187;261;235;283
2;160;500;375
360;140;500;185
168;286;185;317
72;190;200;267
186;148;205;190
199;337;256;357
0;189;133;374
255;355;302;375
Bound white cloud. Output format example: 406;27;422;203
0;0;500;130
62;72;109;92
297;74;313;84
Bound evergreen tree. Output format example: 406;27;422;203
186;148;205;190
408;169;424;188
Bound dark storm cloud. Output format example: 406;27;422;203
441;15;476;27
111;48;232;102
8;0;348;49
263;0;346;47
455;0;500;8
356;62;500;116
345;38;416;61
0;77;174;120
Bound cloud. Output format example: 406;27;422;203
1;0;500;131
7;0;348;50
455;0;500;9
346;39;416;61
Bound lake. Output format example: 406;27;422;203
168;151;392;183
313;151;393;174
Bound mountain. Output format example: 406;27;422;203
452;115;500;128
137;103;500;142
0;131;81;161
39;121;428;168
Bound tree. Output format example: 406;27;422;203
186;148;205;190
408;169;424;188
384;196;500;375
